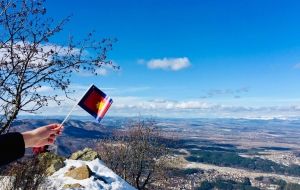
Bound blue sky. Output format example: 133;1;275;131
39;0;300;119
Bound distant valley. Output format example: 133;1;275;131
10;117;300;189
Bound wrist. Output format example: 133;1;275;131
21;131;35;148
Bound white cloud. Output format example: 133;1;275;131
96;68;108;76
35;86;53;93
77;67;108;77
76;60;118;77
106;97;300;119
17;83;300;119
0;42;81;67
201;87;250;99
19;95;300;119
146;57;190;71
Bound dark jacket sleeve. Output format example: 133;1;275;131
0;132;25;166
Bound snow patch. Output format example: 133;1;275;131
47;158;136;190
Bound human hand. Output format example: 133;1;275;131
22;124;63;148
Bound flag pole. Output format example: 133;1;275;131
50;84;94;154
50;102;78;154
60;102;78;126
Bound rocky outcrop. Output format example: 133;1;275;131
63;183;85;189
46;158;136;190
69;148;100;161
38;152;66;176
64;165;92;180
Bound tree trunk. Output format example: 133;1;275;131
0;95;21;134
0;107;19;134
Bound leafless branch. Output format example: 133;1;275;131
0;0;117;133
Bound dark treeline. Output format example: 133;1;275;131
196;178;259;190
187;150;300;177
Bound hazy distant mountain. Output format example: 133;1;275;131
11;119;116;156
10;117;300;156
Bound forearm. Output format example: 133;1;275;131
0;132;25;166
0;124;62;166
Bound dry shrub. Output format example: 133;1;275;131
96;120;170;190
0;156;48;190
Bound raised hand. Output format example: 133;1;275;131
22;124;63;148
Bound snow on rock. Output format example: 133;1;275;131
47;158;136;190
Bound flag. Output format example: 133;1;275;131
78;85;113;122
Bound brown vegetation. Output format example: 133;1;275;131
0;156;48;190
96;120;171;190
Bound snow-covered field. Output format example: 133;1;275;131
47;159;136;190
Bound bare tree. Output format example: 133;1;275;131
96;121;170;190
0;0;117;133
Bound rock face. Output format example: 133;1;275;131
64;165;92;180
47;159;137;190
38;152;66;176
69;148;100;161
63;183;85;189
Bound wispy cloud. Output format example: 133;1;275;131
19;84;300;119
0;42;81;67
200;87;249;99
77;67;109;77
113;98;212;110
142;57;191;71
21;93;300;119
76;60;119;77
108;97;300;119
112;97;300;118
35;86;54;93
